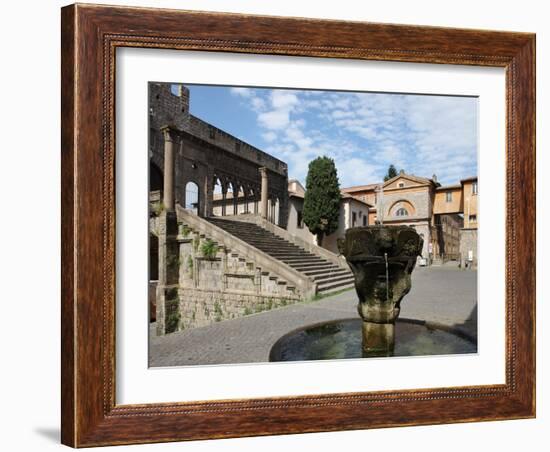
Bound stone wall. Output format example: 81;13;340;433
459;228;478;269
382;188;432;221
156;219;302;332
179;289;297;329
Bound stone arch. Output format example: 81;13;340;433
149;161;163;192
184;180;200;214
387;199;416;218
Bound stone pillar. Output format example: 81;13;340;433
161;126;176;212
204;169;214;217
155;209;180;336
260;167;269;219
221;188;227;216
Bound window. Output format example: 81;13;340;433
469;214;477;223
446;191;452;202
297;210;304;229
363;215;367;226
352;211;357;226
398;182;405;188
472;181;478;195
395;207;408;217
208;126;216;139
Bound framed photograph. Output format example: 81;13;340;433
61;3;535;447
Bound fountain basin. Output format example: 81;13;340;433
269;318;476;362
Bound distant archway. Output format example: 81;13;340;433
388;199;416;218
185;181;199;214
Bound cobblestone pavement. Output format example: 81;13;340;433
149;266;477;367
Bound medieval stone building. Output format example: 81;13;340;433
149;83;289;225
149;84;354;335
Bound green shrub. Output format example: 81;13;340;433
151;201;165;216
180;225;191;237
201;239;219;260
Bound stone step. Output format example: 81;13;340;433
317;278;356;293
247;242;303;250
280;257;325;264
315;274;355;285
206;217;353;296
309;269;352;279
266;251;317;258
290;262;339;271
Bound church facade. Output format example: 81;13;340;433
342;171;478;267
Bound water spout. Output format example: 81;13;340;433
384;252;389;302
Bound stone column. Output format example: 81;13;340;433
221;187;227;216
260;167;269;219
161;126;175;212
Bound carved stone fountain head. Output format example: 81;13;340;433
338;225;423;356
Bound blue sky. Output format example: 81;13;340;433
175;84;478;188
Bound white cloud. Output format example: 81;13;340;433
262;131;278;142
258;109;290;130
251;97;266;111
230;87;252;98
227;86;477;186
270;90;299;109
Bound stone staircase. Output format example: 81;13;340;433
207;217;355;295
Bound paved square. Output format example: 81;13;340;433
149;266;477;367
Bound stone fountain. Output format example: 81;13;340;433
337;225;423;356
269;225;476;362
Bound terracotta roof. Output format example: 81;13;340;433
341;183;379;193
382;172;436;188
288;191;304;199
436;184;462;190
341;192;373;207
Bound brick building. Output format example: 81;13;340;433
342;171;478;266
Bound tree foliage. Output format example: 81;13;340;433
303;156;341;245
384;164;398;182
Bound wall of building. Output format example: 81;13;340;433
459;228;478;269
287;196;316;244
157;223;302;332
462;180;479;229
434;186;463;214
381;186;432;222
433;213;464;260
323;199;370;254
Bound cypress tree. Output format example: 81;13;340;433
303;156;341;246
384;164;398;181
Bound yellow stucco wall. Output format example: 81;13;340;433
433;187;463;214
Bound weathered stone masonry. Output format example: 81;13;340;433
149;83;311;334
150;212;301;333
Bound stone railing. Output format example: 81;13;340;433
222;213;350;271
176;207;316;298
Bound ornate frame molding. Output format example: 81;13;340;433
61;4;535;447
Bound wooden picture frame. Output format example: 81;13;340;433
61;3;535;447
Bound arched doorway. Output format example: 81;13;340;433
185;181;199;214
149;162;163;192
